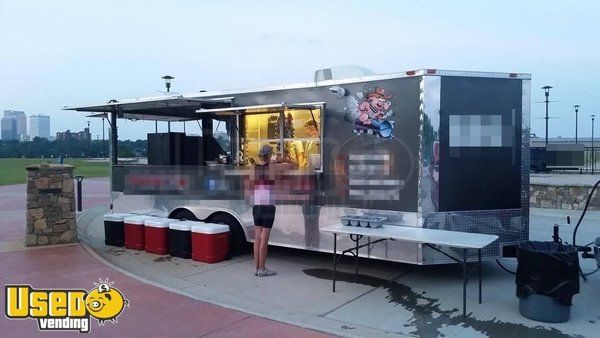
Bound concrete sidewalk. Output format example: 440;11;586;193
80;204;600;338
0;180;330;337
4;178;600;337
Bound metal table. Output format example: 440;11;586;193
322;224;499;317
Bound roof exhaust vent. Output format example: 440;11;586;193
314;65;376;82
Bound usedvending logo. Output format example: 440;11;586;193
5;278;129;333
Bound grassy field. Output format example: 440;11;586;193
0;158;110;186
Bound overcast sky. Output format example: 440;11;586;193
1;0;599;140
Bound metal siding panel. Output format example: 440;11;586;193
419;76;441;215
521;79;531;245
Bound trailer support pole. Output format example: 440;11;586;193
478;249;482;303
355;235;359;282
110;109;118;165
279;111;285;157
462;249;467;317
332;233;337;292
202;116;213;160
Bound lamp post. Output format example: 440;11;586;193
592;114;596;174
574;105;580;144
542;86;553;147
87;120;91;158
162;75;174;132
67;130;71;158
161;75;174;92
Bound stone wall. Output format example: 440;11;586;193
25;163;77;246
530;184;600;210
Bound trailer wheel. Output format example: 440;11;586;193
207;213;249;256
170;209;200;221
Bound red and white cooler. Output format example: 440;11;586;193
123;215;155;250
144;217;171;255
191;223;230;263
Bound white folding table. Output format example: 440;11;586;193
322;224;499;317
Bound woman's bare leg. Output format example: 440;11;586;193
253;226;263;270
258;227;271;269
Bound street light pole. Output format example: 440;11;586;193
574;105;580;144
162;75;174;133
87;120;91;158
162;75;174;92
102;116;106;158
542;86;553;147
592;114;596;174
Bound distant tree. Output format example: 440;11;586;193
0;138;147;158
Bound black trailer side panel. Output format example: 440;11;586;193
438;77;522;211
322;77;421;212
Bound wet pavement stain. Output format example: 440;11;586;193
153;256;173;263
304;268;580;338
106;248;125;256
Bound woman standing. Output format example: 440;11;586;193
253;145;277;277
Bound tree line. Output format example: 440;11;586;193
0;138;147;158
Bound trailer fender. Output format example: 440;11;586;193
168;208;200;221
206;212;250;255
168;207;250;255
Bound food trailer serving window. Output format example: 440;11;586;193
244;108;321;167
197;103;323;168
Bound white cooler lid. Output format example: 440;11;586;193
145;217;173;228
104;213;135;222
169;220;198;231
130;209;169;218
124;215;156;225
191;223;230;234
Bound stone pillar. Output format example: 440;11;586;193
25;163;77;246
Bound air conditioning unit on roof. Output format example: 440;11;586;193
314;65;376;82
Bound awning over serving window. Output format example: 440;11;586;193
63;95;235;122
195;102;325;115
64;93;324;121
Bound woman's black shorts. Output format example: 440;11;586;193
253;205;276;228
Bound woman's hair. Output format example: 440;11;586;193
304;120;317;129
258;144;273;163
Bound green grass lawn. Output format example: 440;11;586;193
0;158;110;186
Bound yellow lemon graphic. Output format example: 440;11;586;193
85;279;129;325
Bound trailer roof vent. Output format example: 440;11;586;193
314;65;376;82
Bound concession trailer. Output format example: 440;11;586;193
66;68;531;264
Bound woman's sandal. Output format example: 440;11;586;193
257;269;277;277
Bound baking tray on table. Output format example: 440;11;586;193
340;215;387;229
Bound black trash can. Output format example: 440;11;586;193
516;241;580;323
168;220;194;259
103;213;134;247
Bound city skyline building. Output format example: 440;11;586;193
30;114;51;139
3;110;27;139
1;117;17;140
56;127;91;142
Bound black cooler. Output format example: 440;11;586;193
168;220;195;259
103;213;134;247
